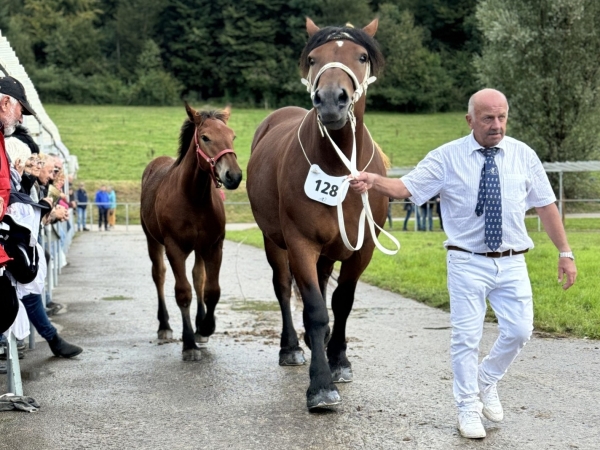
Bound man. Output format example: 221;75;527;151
0;75;37;335
95;185;109;231
75;182;89;231
349;88;577;439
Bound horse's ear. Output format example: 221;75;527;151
221;105;231;124
362;18;378;37
306;17;320;37
185;101;197;122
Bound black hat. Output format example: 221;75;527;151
0;75;36;116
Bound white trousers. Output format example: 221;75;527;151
446;250;533;411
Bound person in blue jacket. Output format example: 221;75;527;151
94;185;110;231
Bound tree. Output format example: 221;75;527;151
475;0;600;164
368;4;452;112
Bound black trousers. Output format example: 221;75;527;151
98;206;108;229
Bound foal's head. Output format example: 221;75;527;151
177;103;242;190
300;18;384;130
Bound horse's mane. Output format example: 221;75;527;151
299;25;385;77
175;110;229;165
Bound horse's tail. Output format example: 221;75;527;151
374;141;391;169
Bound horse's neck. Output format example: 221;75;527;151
173;146;213;202
306;113;367;170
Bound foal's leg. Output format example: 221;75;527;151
144;233;172;339
288;242;339;409
327;252;371;383
164;239;200;361
195;241;223;342
264;236;305;366
191;252;208;345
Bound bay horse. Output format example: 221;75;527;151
140;103;242;361
247;18;389;409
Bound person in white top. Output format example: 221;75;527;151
349;88;577;439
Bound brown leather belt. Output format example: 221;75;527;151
447;245;529;258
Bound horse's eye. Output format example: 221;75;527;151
308;57;315;66
201;135;210;142
359;54;368;63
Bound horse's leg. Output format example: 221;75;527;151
327;252;371;383
264;236;305;366
317;256;335;303
164;240;200;361
288;243;340;409
144;231;172;340
195;242;222;343
191;252;208;345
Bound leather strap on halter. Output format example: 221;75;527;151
194;128;236;188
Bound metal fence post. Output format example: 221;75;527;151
126;203;129;231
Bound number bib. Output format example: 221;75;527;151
304;164;348;206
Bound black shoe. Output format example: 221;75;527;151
46;302;63;316
83;228;90;231
48;334;83;358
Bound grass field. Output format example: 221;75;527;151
45;105;599;339
226;226;600;339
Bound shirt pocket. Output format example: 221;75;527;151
502;174;527;213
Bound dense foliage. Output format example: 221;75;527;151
1;0;479;111
476;0;600;195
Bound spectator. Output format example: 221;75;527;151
75;182;89;231
95;185;110;231
107;185;116;229
387;198;394;229
402;199;413;231
435;193;443;231
0;75;36;335
419;197;435;231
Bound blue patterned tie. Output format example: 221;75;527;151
475;147;502;251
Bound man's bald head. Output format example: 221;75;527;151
466;88;509;148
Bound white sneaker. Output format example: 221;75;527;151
458;410;486;439
480;383;504;422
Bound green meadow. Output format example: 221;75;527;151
46;105;599;339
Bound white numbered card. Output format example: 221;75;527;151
304;164;348;206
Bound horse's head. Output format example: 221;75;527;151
300;18;384;131
184;103;242;190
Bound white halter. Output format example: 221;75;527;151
299;62;400;255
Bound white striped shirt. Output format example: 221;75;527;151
401;132;556;253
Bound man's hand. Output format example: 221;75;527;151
558;258;577;290
348;172;374;194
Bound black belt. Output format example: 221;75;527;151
447;245;529;258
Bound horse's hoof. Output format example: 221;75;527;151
182;348;202;361
307;389;341;410
331;366;353;383
195;333;209;346
158;329;173;340
279;349;306;366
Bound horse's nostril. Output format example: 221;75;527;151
313;90;322;105
338;89;348;106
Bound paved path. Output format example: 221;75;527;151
1;226;599;449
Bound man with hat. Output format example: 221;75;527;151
0;75;36;336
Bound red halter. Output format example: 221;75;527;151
194;128;237;188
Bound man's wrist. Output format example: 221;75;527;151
559;251;575;260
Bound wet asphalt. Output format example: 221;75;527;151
1;225;599;450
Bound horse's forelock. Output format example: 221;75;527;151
299;26;384;77
175;110;229;165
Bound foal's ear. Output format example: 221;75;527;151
184;101;197;122
221;105;231;124
306;17;320;37
363;18;378;37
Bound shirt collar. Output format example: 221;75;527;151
467;131;506;154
